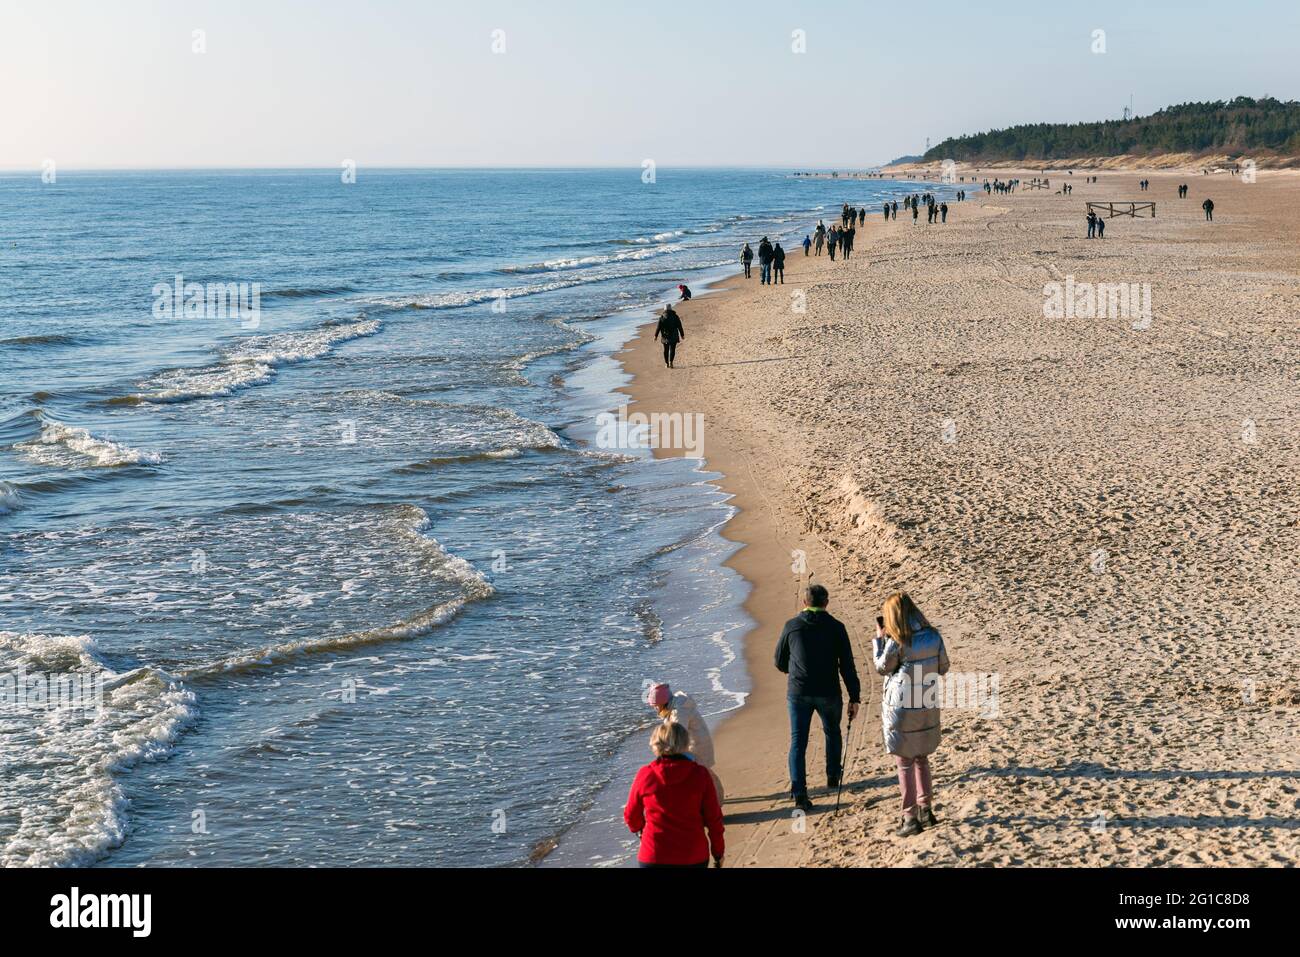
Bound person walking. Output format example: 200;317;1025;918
814;223;825;256
624;723;725;868
1203;198;1215;221
653;303;684;369
802;234;812;256
774;584;861;812
872;591;950;838
1096;216;1105;238
1086;210;1097;238
940;202;948;223
647;682;722;802
758;237;774;284
772;242;786;283
741;242;754;279
826;227;838;261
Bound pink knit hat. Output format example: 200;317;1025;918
648;683;671;708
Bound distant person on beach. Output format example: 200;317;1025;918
858;207;866;225
677;284;692;301
803;234;812;256
1203;198;1215;221
758;237;774;284
624;722;725;868
1086;210;1097;238
741;242;754;278
826;227;838;261
654;303;685;369
872;591;950;838
772;243;786;283
891;200;898;220
883;202;890;220
912;203;919;224
775;584;861;813
841;225;854;260
940;202;948;223
1096;216;1105;238
814;223;825;256
648;681;723;802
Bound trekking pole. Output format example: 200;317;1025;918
835;711;853;812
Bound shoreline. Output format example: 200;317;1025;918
617;206;924;866
619;170;1299;867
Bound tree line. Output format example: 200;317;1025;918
923;97;1300;163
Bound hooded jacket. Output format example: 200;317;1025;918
662;691;715;768
774;609;861;702
654;309;684;343
624;755;725;865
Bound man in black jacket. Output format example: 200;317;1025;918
775;584;860;811
757;237;774;285
653;304;685;368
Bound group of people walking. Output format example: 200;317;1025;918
624;585;952;866
740;237;787;284
809;220;856;260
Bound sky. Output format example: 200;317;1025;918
2;0;1297;169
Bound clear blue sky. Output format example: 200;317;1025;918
3;0;1296;169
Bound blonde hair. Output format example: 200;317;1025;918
882;592;929;651
651;722;690;758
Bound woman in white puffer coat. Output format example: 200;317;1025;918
872;592;950;838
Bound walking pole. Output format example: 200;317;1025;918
835;712;854;812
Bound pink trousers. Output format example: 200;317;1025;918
895;755;932;814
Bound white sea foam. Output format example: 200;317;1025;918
132;317;381;402
179;505;494;679
502;243;683;274
0;631;198;868
15;419;163;469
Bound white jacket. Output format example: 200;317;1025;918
664;692;715;768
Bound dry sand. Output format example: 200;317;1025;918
619;168;1299;867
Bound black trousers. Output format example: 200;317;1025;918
662;340;678;365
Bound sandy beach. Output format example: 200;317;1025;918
620;168;1300;867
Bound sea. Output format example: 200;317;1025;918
0;168;939;867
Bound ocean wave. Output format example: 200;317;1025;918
261;285;356;300
179;505;494;679
0;333;86;348
0;481;20;515
124;317;381;403
0;631;198;868
499;243;683;275
14;418;163;469
505;320;598;382
368;259;730;312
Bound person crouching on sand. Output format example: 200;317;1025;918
648;681;723;802
624;722;725;868
873;591;950;838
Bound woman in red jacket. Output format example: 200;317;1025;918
624;722;725;868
